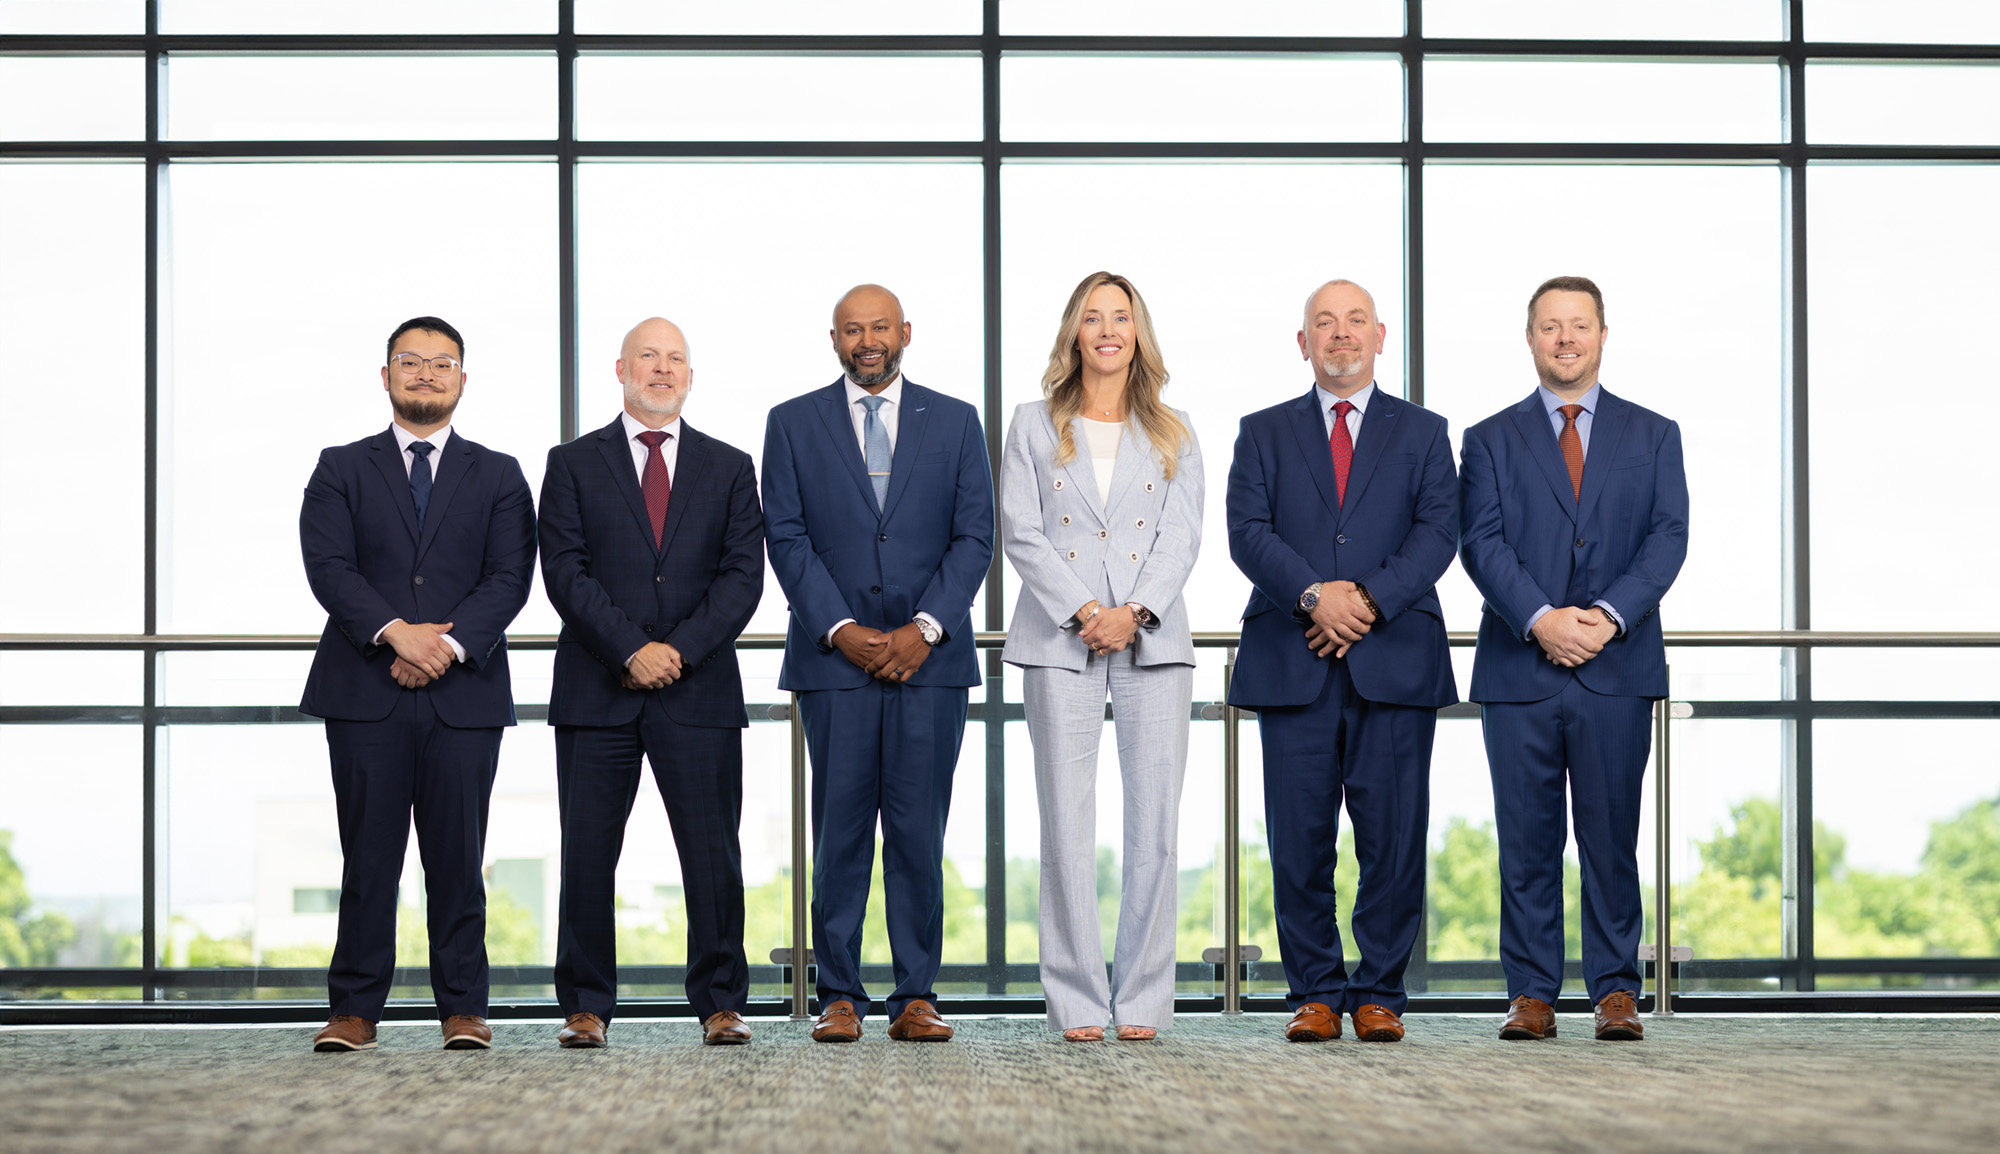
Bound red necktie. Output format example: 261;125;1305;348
638;429;672;547
1328;400;1355;506
1557;403;1584;501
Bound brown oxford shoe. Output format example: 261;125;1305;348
312;1015;377;1052
887;1000;954;1042
441;1015;491;1050
1351;1004;1405;1043
703;1010;752;1046
1594;990;1644;1041
811;1000;863;1043
1499;995;1557;1040
1284;1002;1341;1042
558;1011;607;1048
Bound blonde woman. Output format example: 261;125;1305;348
1001;271;1202;1042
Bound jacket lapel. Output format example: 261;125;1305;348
414;434;475;562
1286;387;1344;522
878;380;932;522
814;381;880;513
1054;411;1106;526
1574;388;1630;529
368;429;421;544
1508;393;1580;522
592;417;657;549
1103;419;1149;516
656;423;709;557
1335;390;1399;527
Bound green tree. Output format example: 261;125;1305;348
0;830;76;967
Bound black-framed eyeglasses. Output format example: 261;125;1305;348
389;353;461;375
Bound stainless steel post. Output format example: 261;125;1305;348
1653;688;1675;1016
1222;647;1242;1015
789;693;811;1020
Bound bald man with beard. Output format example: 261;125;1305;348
762;285;994;1043
539;317;766;1047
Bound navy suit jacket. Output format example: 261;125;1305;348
539;417;765;729
299;428;537;727
762;378;995;692
1459;387;1689;703
1226;387;1460;711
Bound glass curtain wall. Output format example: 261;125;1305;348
4;0;1998;1009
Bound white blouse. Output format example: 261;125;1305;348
1078;417;1121;506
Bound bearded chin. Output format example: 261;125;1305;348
843;347;903;387
393;394;459;426
1321;352;1362;378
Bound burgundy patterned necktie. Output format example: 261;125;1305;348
1557;403;1584;501
637;429;672;547
1329;400;1355;506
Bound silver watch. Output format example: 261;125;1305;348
913;617;942;646
1299;582;1325;613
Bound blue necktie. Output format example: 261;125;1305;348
860;395;891;509
408;440;435;532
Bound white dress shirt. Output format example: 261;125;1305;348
374;421;467;662
1316;379;1375;443
620;410;683;485
826;373;943;645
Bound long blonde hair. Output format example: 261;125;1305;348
1042;271;1187;480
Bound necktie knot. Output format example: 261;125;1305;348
1333;400;1355;419
1558;403;1584;425
859;395;886;413
637;429;670;448
408;440;433;458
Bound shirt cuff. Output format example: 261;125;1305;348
915;611;945;642
1593;599;1627;637
372;619;401;646
443;634;466;663
1524;604;1554;641
825;618;858;647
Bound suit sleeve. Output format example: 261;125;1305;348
300;451;401;656
912;407;997;640
1352;416;1458;621
538;447;651;668
1127;425;1204;619
437;454;537;670
761;409;855;649
1226;418;1321;616
661;453;766;668
1000;409;1099;630
1597;420;1690;627
1458;424;1559;638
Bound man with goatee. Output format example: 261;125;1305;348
299;316;538;1053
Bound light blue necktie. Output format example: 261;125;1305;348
860;394;891;509
408;440;435;532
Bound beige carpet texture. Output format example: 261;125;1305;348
3;1013;1998;1153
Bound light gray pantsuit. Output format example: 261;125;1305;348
999;399;1203;1032
1025;651;1192;1030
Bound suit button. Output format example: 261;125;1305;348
871;585;882;593
656;575;664;583
1098;530;1107;540
1067;550;1078;560
1060;516;1071;526
413;575;425;585
879;533;889;542
643;624;653;633
1129;552;1139;562
1575;538;1586;547
1145;482;1154;492
1053;479;1064;490
1336;535;1347;545
1135;518;1145;528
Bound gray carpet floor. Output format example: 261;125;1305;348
3;1014;1998;1153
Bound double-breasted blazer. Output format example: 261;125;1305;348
1000;400;1203;672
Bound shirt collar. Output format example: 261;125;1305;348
390;421;451;455
1539;382;1601;417
620;410;682;442
1316;379;1377;415
845;374;903;409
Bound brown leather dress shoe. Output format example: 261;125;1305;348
1499;995;1557;1040
1351;1004;1404;1042
887;1000;953;1041
1594;990;1644;1040
703;1010;752;1045
441;1015;491;1050
312;1015;377;1052
558;1011;607;1048
1284;1002;1341;1042
811;1000;863;1043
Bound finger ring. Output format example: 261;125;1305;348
893;668;903;677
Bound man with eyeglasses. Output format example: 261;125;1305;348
538;317;766;1048
299;316;538;1053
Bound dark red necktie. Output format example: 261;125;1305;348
1557;403;1584;501
638;429;672;546
1328;400;1355;506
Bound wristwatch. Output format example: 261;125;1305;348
1125;602;1156;629
1298;582;1324;613
913;617;942;646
